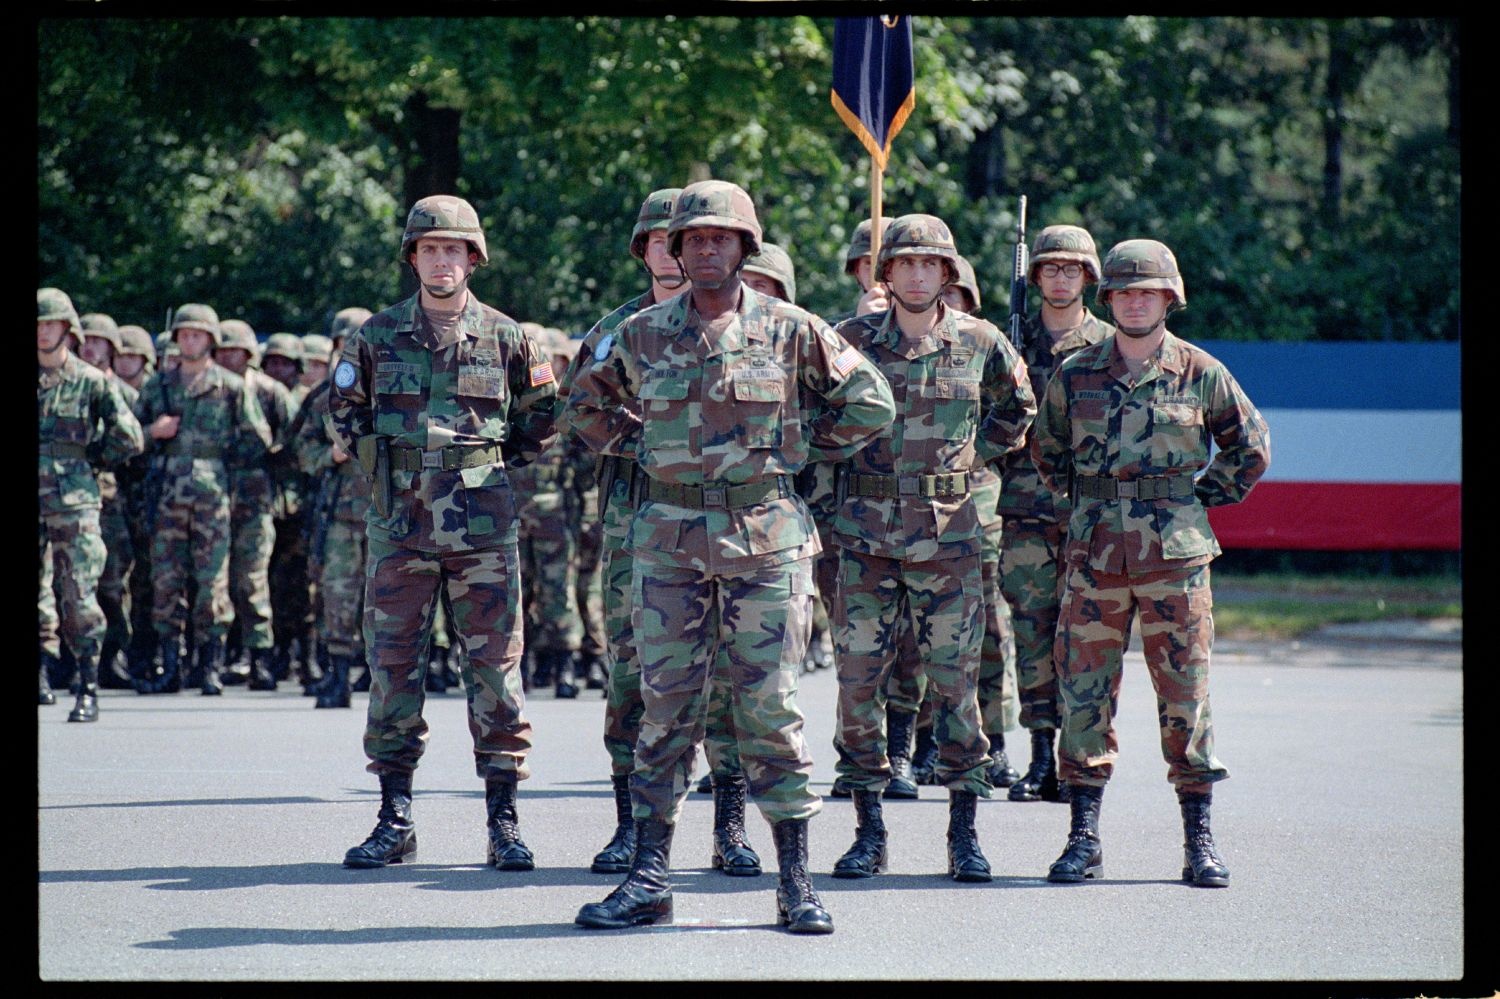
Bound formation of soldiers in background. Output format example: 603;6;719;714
41;178;1265;931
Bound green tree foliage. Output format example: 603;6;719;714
38;16;1459;341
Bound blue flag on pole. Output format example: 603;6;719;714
831;16;915;170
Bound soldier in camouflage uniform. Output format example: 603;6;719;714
513;325;584;698
214;319;299;690
570;180;895;934
826;215;1035;884
134;304;273;696
77;313;142;689
329;195;558;872
561;188;760;880
929;256;1023;789
1032;238;1270;888
301;333;332;391
294;307;373;709
998;225;1116;804
38;289;145;719
114;324;160;678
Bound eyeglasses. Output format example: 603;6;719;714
1038;263;1084;279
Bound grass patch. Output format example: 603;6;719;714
1210;570;1461;641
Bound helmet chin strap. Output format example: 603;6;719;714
888;285;940;315
1114;314;1168;339
1043;291;1084;311
651;260;688;290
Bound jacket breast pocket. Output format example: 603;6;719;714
373;361;424;436
640;374;692;449
732;367;786;449
932;371;980;442
1149;401;1203;467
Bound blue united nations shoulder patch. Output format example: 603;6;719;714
593;333;614;362
333;359;358;390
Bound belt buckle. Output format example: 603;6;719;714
898;477;919;496
421;450;442;469
1116;480;1137;499
702;487;726;508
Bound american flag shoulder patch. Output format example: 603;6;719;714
529;361;555;387
833;347;863;377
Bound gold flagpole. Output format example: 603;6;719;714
869;155;884;268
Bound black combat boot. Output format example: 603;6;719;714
711;771;762;876
1047;784;1104;883
1010;727;1064;802
222;627;246;685
1179;790;1230;887
248;647;278;691
553;651;580;699
343;772;417;868
297;635;324;696
828;775;854;798
67;655;100;723
884;707;920;800
136;635;183;694
580;651;607;691
773;818;834;934
694;773;714;794
910;724;940;785
39;651;58;706
198;637;225;696
97;636;134;690
485;773;535;871
530;648;553;688
590;774;636;874
832;788;888;878
576;819;675;928
985;733;1019;788
947;789;991;882
315;655;352;709
424;644;450;694
270;638;292;682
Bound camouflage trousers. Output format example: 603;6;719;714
315;516;367;658
601;537;735;777
972;530;1020;737
574;488;607;661
152;479;233;640
39;510;107;660
1000;518;1066;730
834;547;991;795
1055;561;1225;793
630;557;819;825
98;490;134;655
229;498;276;650
362;536;531;780
270;512;313;649
519;513;582;653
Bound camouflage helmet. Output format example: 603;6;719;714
741;242;798;305
116;325;157;365
80;312;122;352
37;288;82;336
302;333;334;366
629;188;683;260
1097;239;1186;309
843;217;893;275
217;319;259;357
877;214;960;282
400;194;489;266
171;303;223;346
261;332;305;368
330;307;373;344
667;180;762;258
948;255;982;313
1029;224;1103;284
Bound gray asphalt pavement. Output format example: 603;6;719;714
38;628;1470;985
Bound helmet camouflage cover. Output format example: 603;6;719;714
217;319;259;356
630;188;683;260
877;213;960;282
302;333;334;365
330;307;373;343
667;180;762;258
948;255;982;312
742;241;798;304
80;312;122;352
261;332;305;367
1097;238;1186;309
401;194;489;266
844;217;894;275
171;303;223;346
116;325;157;364
38;288;82;336
1030;224;1103;284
